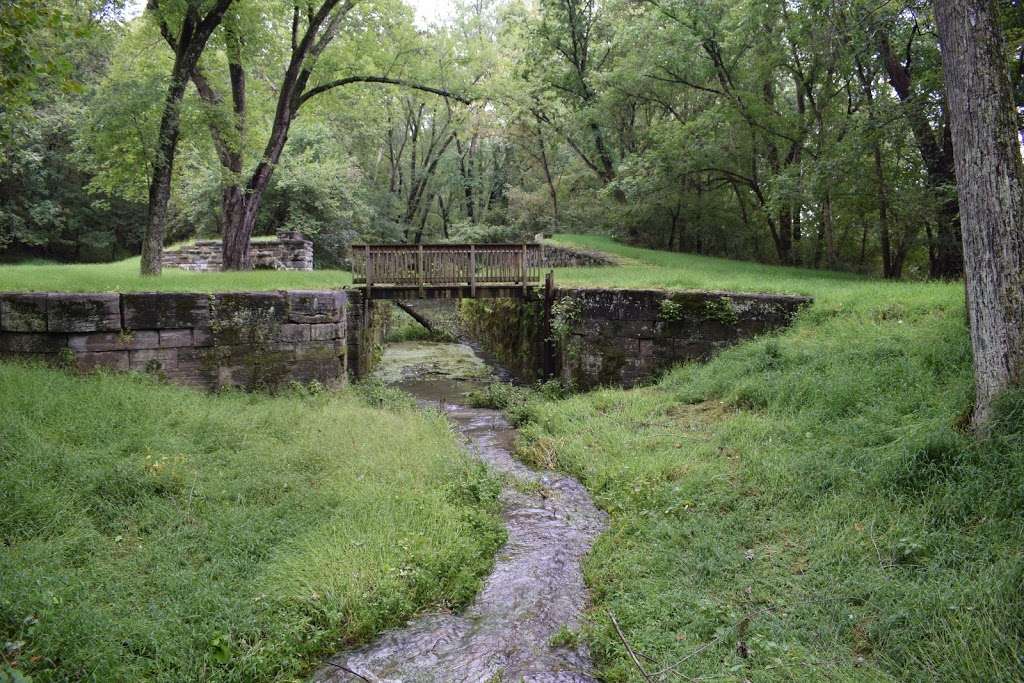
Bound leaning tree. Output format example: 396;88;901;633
141;0;234;276
154;0;471;270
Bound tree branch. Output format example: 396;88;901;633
299;75;473;106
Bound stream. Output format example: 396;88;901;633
314;341;607;682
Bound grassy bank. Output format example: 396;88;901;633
0;256;352;292
517;238;1023;680
0;363;503;681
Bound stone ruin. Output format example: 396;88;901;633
161;231;314;272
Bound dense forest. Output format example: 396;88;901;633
2;0;1022;276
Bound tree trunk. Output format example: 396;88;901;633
934;0;1024;426
140;0;234;276
536;125;559;224
139;26;194;276
221;188;255;270
140;67;189;276
873;141;897;278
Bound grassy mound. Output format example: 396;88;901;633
0;256;352;293
518;238;1023;681
0;364;503;681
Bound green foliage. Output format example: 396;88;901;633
517;240;1022;681
701;296;739;325
0;1;98;139
1;0;970;279
0;363;503;680
657;298;685;322
0;2;145;259
549;295;582;340
549;625;581;649
385;305;455;343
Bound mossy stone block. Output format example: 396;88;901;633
0;293;48;332
0;332;68;354
74;351;130;372
210;293;286;345
287;290;345;323
67;331;159;352
122;292;210;330
47;294;121;332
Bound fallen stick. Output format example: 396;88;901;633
608;609;655;682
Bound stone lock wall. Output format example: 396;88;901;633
534;243;617;268
162;233;314;272
555;289;811;389
0;290;347;391
459;287;811;389
345;290;389;380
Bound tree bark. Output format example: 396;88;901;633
141;65;190;276
933;0;1024;426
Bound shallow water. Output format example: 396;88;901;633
314;342;607;682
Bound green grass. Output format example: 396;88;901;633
3;236;1021;681
0;256;352;293
551;234;953;311
0;364;503;682
514;236;1024;681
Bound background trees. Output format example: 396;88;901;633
2;0;1022;282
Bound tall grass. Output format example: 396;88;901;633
0;364;503;681
515;236;1024;681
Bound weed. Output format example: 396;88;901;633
549;625;581;648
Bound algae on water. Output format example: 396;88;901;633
371;341;494;385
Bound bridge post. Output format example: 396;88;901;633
417;244;425;299
364;244;372;311
469;245;477;298
521;244;528;295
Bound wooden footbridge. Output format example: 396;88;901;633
351;244;548;299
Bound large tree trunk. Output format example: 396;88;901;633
220;187;254;270
934;0;1024;426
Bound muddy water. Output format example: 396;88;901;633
314;342;607;682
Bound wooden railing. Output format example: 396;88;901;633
350;244;543;295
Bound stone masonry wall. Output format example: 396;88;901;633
533;243;616;268
555;288;811;389
0;290;346;391
162;233;314;272
345;289;389;379
459;297;547;382
458;287;811;389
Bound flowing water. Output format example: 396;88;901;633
314;341;607;682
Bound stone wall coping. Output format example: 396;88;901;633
553;286;813;304
1;289;347;332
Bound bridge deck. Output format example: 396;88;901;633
351;244;543;298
